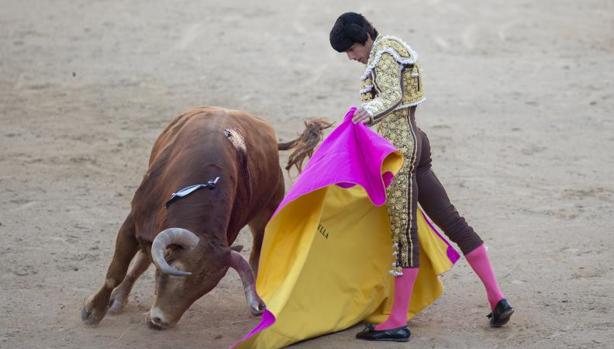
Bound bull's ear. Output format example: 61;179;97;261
207;239;227;250
207;240;232;259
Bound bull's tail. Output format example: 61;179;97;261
278;118;334;173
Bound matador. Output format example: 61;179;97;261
329;12;514;342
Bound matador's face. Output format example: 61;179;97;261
345;38;373;64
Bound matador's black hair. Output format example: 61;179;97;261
329;12;378;52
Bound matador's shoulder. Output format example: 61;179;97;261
362;35;419;79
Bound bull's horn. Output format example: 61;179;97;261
151;228;200;276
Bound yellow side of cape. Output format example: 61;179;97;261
236;157;454;349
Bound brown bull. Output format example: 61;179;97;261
81;106;330;329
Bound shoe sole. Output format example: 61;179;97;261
357;337;410;342
490;308;514;328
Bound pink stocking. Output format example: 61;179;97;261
375;267;419;331
465;244;505;310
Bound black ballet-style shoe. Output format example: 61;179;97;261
487;299;514;327
355;323;411;342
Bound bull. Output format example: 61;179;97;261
81;106;330;329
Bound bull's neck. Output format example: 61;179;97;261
164;170;239;244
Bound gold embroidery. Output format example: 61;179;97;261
360;36;425;119
376;111;416;269
360;35;427;271
363;53;403;118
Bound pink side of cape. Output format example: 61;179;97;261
273;107;396;216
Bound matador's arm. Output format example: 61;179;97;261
362;52;403;125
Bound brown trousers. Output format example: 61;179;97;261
378;107;483;268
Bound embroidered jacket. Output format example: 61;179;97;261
360;35;425;125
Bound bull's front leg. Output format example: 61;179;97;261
229;250;265;316
81;214;138;325
248;183;283;276
108;249;151;314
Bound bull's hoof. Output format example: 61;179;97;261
81;294;109;325
108;289;128;315
81;305;107;326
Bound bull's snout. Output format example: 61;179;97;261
147;308;173;330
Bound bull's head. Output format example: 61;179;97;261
147;228;264;329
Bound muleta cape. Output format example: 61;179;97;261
232;108;459;349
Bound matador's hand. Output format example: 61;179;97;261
352;107;372;125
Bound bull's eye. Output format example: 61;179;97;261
164;246;184;262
